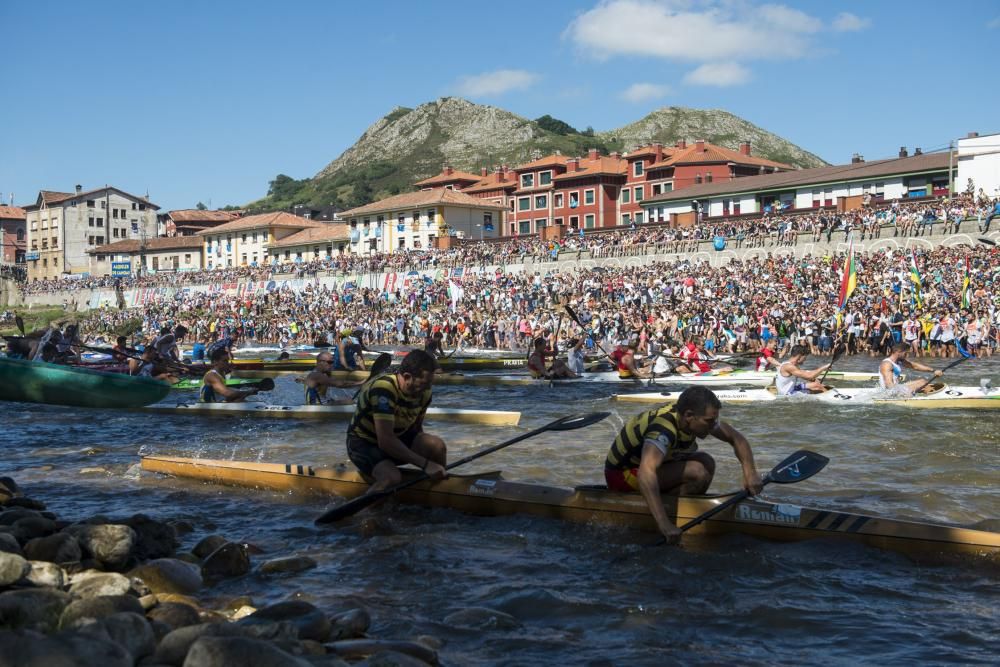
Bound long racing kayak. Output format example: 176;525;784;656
0;356;170;409
139;403;521;425
140;455;1000;560
171;377;261;391
613;383;1000;409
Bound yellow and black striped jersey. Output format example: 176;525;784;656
605;406;697;470
347;374;431;445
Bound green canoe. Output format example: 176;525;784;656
0;356;170;408
171;377;261;391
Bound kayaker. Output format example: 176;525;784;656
346;349;447;493
755;338;780;372
153;324;187;363
605;386;763;545
879;343;942;394
129;346;176;383
527;336;575;380
300;352;365;405
424;330;446;357
112;336;130;363
615;341;649;379
565;337;587;376
200;347;260;403
775;345;830;395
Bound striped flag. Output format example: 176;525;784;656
960;256;971;308
837;237;857;311
908;249;924;308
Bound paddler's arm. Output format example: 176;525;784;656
373;417;445;479
787;363;830;381
900;358;941;376
316;372;365;388
710;422;763;495
636;443;681;543
207;373;258;402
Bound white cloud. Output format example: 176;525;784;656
564;0;822;62
683;62;751;87
621;82;671;102
454;69;539;97
832;12;872;32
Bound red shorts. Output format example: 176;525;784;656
605;467;640;492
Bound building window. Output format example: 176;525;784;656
652;184;662;195
634;186;643;201
96;236;104;245
634;162;644;177
554;217;563;226
426;210;435;225
585;214;595;229
521;173;534;188
534;195;547;209
16;229;24;240
706;173;713;183
138;204;145;211
53;257;58;267
132;203;137;210
536;218;547;228
113;229;119;238
252;232;258;242
242;234;247;242
539;171;552;186
663;183;673;193
483;212;492;229
622;213;631;225
89;217;95;227
569;216;579;229
87;200;95;208
634;212;644;223
518;197;530;211
100;201;106;209
185;254;191;263
584;190;595;205
112;209;118;219
97;217;103;225
519;220;531;235
695;174;703;184
554;193;564;207
622;189;631;204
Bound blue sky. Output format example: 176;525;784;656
4;0;999;211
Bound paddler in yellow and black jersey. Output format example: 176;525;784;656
346;349;447;493
604;386;763;546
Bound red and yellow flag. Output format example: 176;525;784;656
837;238;857;310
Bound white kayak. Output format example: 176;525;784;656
138;402;521;425
613;383;1000;409
446;368;884;388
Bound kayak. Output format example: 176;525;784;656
0;356;170;408
171;377;262;391
140;455;1000;560
613;383;1000;409
139;403;520;425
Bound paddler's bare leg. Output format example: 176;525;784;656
655;452;716;495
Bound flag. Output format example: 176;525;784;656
448;280;464;312
837;237;857;311
960;256;971;308
908;250;923;308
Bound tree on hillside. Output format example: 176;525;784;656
268;174;307;201
195;202;208;210
535;114;579;135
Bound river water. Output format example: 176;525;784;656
4;356;999;665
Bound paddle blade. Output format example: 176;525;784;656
546;412;611;431
315;491;389;525
978;237;997;246
564;305;582;327
768;450;829;484
255;378;276;392
15;315;24;335
368;352;393;376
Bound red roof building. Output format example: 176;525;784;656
0;206;27;264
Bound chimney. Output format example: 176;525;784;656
695;139;706;152
567;158;580;173
851;153;864;164
967;131;979;138
739;141;751;156
444;166;453;176
587;148;599;160
899;147;908;158
653;142;663;162
914;147;922;156
675;139;687;150
75;184;82;193
481;167;488;177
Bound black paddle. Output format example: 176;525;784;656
910;353;971;395
14;315;25;335
351;352;393;401
978;237;996;246
818;337;847;384
245;378;275;392
647;449;829;547
315;411;611;525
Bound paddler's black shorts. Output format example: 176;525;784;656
346;425;421;476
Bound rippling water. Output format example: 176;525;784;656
4;356;999;665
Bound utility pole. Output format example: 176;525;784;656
948;140;954;199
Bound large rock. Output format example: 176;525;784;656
23;532;82;563
328;608;370;641
76;611;157;661
241;601;331;642
148;601;203;629
0;508;40;526
59;594;144;629
0;552;30;586
152;622;247;666
131;558;203;595
65;524;136;569
0;476;19;495
11;515;58;542
3;497;46;511
0;588;72;632
0;533;21;555
200;542;250;580
25;560;66;588
260;556;318;576
68;571;132;598
192;535;228;559
183;636;312;667
0;630;132;667
123;513;179;560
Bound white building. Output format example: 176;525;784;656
88;235;204;276
341;188;505;255
957;131;1000;199
24;186;159;281
198;211;323;269
267;224;351;263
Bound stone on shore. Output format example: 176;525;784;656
0;532;21;555
151;622;248;666
59;594;144;629
325;640;438;665
201;542;250;580
68;571;133;598
76;611;157;661
260;555;319;576
123;513;180;560
183;635;313;667
131;558;203;595
0;508;40;526
23;532;82;563
192;535;228;559
328;607;370;640
0;629;132;667
148;601;203;629
65;524;136;569
0;588;72;632
25;560;66;588
11;515;58;542
241;601;331;642
0;552;30;586
3;497;46;511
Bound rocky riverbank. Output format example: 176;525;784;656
0;476;440;666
